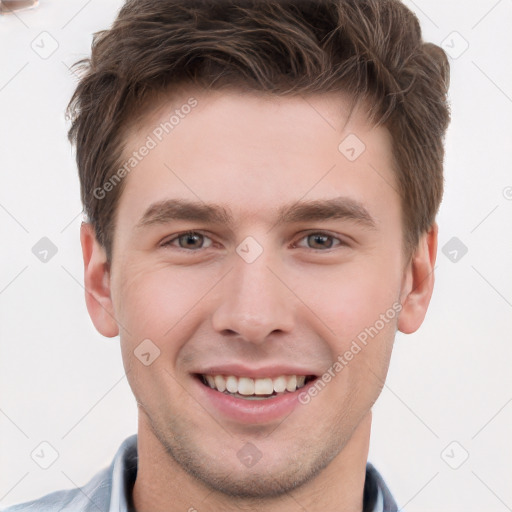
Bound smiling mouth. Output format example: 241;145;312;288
196;374;317;400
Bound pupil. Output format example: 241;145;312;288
181;233;202;248
309;234;332;249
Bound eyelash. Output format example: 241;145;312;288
160;230;346;252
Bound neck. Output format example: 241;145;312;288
133;411;372;512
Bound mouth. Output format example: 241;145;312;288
193;370;321;424
195;373;318;401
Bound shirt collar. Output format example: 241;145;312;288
108;434;138;512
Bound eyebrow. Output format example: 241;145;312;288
135;197;376;230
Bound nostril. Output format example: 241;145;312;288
220;329;238;337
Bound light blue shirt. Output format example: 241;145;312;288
2;434;398;511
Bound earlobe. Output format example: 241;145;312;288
80;222;119;338
397;223;438;334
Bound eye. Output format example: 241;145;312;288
295;232;344;250
162;231;213;250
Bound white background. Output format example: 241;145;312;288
0;1;511;510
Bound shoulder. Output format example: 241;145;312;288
1;435;137;512
1;465;112;512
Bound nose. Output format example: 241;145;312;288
211;252;295;344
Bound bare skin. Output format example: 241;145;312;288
81;90;437;511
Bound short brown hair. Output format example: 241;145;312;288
67;0;450;261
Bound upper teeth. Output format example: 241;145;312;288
203;375;307;395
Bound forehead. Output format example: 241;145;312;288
117;90;399;228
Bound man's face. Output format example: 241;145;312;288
94;91;412;496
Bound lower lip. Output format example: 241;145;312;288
193;376;317;425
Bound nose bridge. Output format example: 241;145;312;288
211;250;294;343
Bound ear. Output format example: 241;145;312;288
397;223;438;334
80;222;119;338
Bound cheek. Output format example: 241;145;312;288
298;258;402;346
113;263;222;351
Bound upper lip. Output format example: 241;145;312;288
193;364;319;379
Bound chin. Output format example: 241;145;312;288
158;429;340;500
